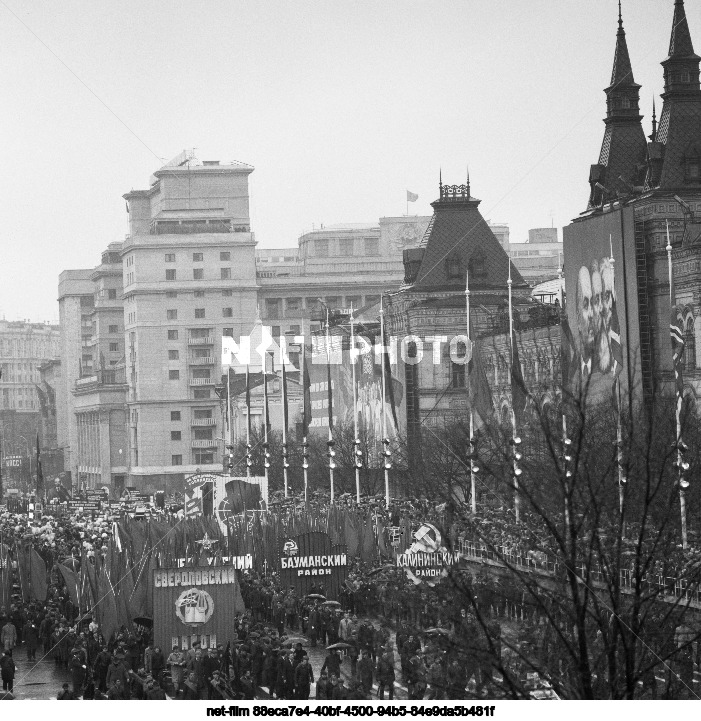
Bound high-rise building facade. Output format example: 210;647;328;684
0;319;59;488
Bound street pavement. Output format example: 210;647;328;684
4;643;71;700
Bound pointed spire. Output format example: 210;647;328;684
610;0;635;89
466;164;470;194
439;167;442;190
668;0;695;58
650;97;657;140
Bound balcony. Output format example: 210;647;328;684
189;378;214;386
192;418;216;426
191;439;218;448
189;356;215;365
188;337;214;346
74;366;127;391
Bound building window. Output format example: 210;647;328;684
194;451;214;464
194;290;205;298
223;289;233;297
221;268;231;279
469;253;487;280
171;411;181;421
339;238;354;256
272;325;281;338
685;317;696;372
165;253;176;262
195;308;205;319
364;238;379;256
165;269;176;280
220;251;231;261
108;289;117;300
286;297;301;313
167;309;177;320
621;97;631;109
171;431;181;440
109;343;118;352
314;239;329;257
108;325;118;334
194;428;213;440
685;154;701;183
194;408;212;419
289;324;301;335
166;291;178;298
193;348;210;358
193;388;211;399
193;268;204;280
365;295;380;307
171;454;182;465
167;330;178;340
169;369;180;380
223;307;233;317
168;349;179;360
265;299;281;320
451;362;466;388
446;254;462;280
193;253;203;262
193;368;211;379
190;327;211;337
223;328;233;337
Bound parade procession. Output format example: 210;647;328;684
6;0;701;713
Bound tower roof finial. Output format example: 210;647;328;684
668;0;696;58
439;167;442;189
650;96;657;140
609;0;636;89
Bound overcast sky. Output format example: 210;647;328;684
0;0;695;323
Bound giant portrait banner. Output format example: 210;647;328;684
305;330;403;461
562;207;641;406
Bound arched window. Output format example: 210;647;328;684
685;316;696;372
500;403;510;428
621;97;631;109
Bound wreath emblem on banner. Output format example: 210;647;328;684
282;539;299;556
175;587;214;627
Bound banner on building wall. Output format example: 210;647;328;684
562;207;641;406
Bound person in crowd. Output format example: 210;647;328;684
1;619;16;654
57;682;77;700
167;645;186;695
377;647;395;700
0;650;16;693
357;648;374;696
294;656;313;699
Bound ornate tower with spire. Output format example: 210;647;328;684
645;0;701;189
588;2;647;208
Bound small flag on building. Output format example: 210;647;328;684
406;190;418;202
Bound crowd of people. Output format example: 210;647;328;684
1;486;701;700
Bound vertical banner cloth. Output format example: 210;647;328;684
57;563;81;607
0;544;11;611
510;330;528;427
16;541;48;602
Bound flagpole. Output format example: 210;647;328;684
609;237;625;517
227;367;234;477
508;263;520;524
466;269;477;515
324;304;335;504
350;305;361;505
262;352;270;504
667;220;687;549
245;365;252;478
380;295;391;510
281;356;289;499
302;341;309;505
